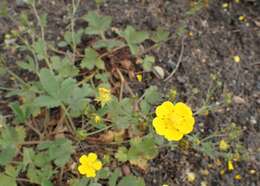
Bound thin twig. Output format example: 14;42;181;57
116;68;135;97
164;37;185;82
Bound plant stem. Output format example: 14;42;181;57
87;125;112;136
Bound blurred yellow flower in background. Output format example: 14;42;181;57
96;87;112;106
219;139;229;151
153;101;195;141
78;152;102;177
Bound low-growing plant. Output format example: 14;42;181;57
0;0;249;185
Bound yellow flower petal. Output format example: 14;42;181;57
78;165;89;175
219;139;229;151
164;128;183;141
79;155;89;164
155;101;174;118
177;116;195;134
93;160;102;170
228;160;234;171
87;153;97;162
152;117;167;135
86;167;96;178
174;102;193;116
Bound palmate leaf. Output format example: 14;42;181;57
119;25;149;55
37;138;74;167
51;56;79;78
118;175;145;186
39;68;60;98
84;11;112;35
93;39;125;50
81;48;104;70
151;27;170;43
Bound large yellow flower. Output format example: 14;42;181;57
96;87;112;106
78;152;102;178
153;101;195;141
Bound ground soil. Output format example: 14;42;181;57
0;0;259;186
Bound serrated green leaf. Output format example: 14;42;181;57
37;138;74;167
33;95;61;108
143;86;161;105
59;78;77;102
84;11;112;36
151;27;170;42
119;26;149;55
51;56;79;78
118;175;145;186
81;48;104;70
39;68;59;98
9;102;27;123
142;55;155;72
93;39;124;50
33;39;46;60
115;147;128;162
108;169;121;186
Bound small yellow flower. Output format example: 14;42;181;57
153;101;195;141
94;114;101;124
228;160;234;171
137;74;142;82
234;174;241;180
219;139;229;151
222;3;229;9
78;153;102;178
162;184;169;186
186;171;196;182
233;55;240;63
239;15;245;21
96;87;112;106
188;32;193;37
235;0;240;3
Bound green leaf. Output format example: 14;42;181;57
97;167;110;179
119;25;149;55
33;39;46;60
108;99;138;129
69;178;89;186
118;175;145;186
0;126;26;165
142;55;155;72
37;138;74;167
51;56;79;78
151;27;170;42
9;102;26;123
115;147;128;162
39;68;59;98
93;39;124;50
0;174;17;186
143;86;161;105
108;169;121;186
84;11;112;36
128;136;158;161
33;95;61;108
120;26;149;44
17;56;36;73
81;48;104;70
59;78;77;102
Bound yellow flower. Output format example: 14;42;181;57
96;87;112;106
239;15;245;21
235;0;240;3
94;114;101;124
186;171;196;182
234;174;241;180
153;101;195;141
137;74;142;82
233;55;240;63
219;139;229;151
78;153;102;178
222;3;229;8
228;160;234;171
